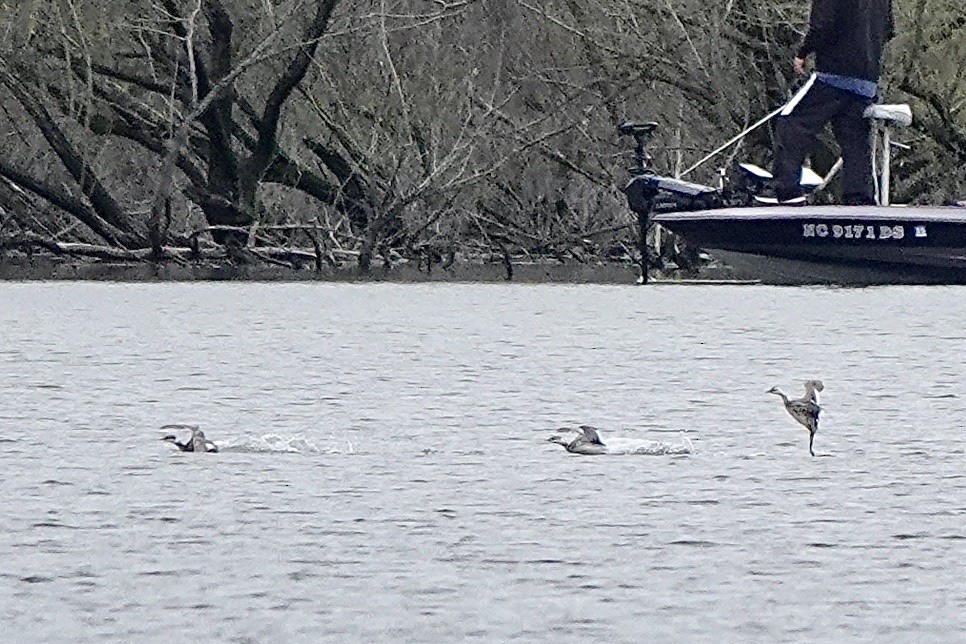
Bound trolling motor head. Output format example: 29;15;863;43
618;121;658;138
618;121;658;176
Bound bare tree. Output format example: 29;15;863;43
1;0;963;273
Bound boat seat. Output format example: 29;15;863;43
863;104;913;127
863;104;913;206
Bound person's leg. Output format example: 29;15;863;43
832;96;875;205
772;82;841;201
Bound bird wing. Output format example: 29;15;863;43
803;379;824;392
578;425;605;445
787;400;820;432
161;425;199;448
801;380;823;404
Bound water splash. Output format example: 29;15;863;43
217;433;353;454
603;435;694;456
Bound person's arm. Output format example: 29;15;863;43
797;0;839;59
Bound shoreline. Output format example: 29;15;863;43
0;254;701;284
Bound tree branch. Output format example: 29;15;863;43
0;59;138;245
0;157;127;246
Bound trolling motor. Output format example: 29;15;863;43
619;121;720;217
618;121;719;282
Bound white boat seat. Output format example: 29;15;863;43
864;104;912;206
863;104;913;127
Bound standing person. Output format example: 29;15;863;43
768;0;895;205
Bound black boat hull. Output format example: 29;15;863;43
653;205;966;285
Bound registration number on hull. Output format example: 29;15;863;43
802;223;928;240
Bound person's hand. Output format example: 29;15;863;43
793;57;808;75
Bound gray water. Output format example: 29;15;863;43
1;282;964;643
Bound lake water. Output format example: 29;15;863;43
1;282;964;642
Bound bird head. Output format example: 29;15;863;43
767;386;782;395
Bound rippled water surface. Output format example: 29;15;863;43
1;282;964;642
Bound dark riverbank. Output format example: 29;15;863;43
0;253;678;284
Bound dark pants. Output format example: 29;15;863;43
773;80;875;204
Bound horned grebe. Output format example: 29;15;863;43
547;425;608;455
160;424;219;453
768;380;824;456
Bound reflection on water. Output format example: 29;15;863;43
1;283;964;641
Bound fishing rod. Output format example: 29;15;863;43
679;74;819;178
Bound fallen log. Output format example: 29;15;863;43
1;232;226;261
1;231;361;270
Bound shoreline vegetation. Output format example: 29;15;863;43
1;219;718;284
0;253;645;283
0;244;727;284
1;3;962;282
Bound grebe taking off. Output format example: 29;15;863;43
548;424;694;456
768;380;824;456
160;424;219;453
547;425;608;455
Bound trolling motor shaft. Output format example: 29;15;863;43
618;122;660;283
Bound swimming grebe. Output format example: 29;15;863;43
768;380;824;456
547;425;608;455
160;424;219;453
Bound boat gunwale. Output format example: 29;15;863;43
653;205;966;224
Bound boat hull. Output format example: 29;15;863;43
653;205;966;285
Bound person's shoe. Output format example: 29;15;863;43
754;193;807;206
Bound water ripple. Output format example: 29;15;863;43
1;282;965;642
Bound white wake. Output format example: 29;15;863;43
216;433;353;454
599;435;694;456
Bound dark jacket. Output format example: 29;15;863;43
797;0;895;82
